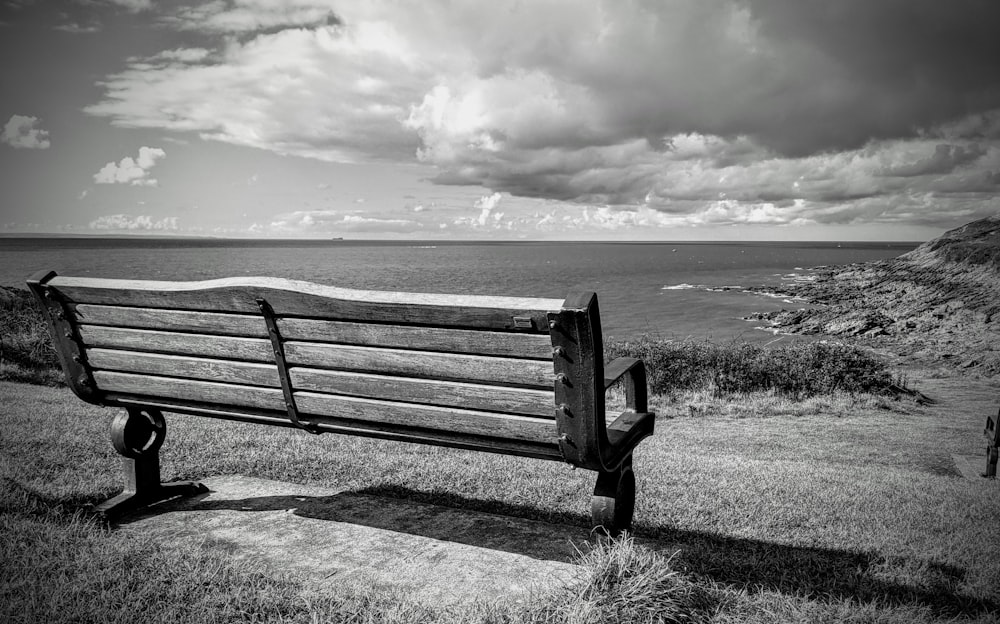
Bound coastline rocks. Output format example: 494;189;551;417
748;215;1000;376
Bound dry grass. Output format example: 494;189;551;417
0;286;61;386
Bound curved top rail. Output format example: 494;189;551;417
29;270;569;332
43;275;568;312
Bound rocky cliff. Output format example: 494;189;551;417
747;216;1000;376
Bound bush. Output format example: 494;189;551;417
0;286;61;383
606;336;896;398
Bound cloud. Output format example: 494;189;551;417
149;48;212;63
106;0;153;12
54;22;101;34
83;0;1000;231
267;209;420;234
89;214;179;231
2;115;51;149
94;146;166;186
85;20;423;162
474;192;503;227
164;1;342;34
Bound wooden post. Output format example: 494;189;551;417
985;411;999;479
93;408;207;519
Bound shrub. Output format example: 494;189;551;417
606;336;896;398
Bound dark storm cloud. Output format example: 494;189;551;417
879;144;988;178
740;0;1000;155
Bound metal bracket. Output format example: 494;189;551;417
26;270;100;403
256;297;321;434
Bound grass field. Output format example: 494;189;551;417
2;374;998;623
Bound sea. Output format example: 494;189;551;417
0;238;916;343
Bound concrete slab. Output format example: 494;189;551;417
119;475;585;605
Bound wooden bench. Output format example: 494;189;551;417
28;270;655;534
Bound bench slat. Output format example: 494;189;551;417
285;343;554;388
74;305;267;337
79;326;274;362
280;318;553;359
85;350;554;417
292;368;554;417
50;276;562;332
87;349;280;387
79;326;554;388
103;395;563;460
73;304;553;358
93;371;559;444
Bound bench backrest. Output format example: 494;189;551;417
29;271;626;468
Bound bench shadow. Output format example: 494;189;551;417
125;483;584;565
356;485;996;619
123;482;996;619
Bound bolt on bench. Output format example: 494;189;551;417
28;270;655;535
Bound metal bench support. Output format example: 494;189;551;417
591;454;636;537
93;408;207;520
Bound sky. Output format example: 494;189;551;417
1;0;999;241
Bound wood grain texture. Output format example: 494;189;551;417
72;306;552;357
78;326;274;362
293;391;557;443
86;349;280;388
74;304;267;337
48;275;563;332
78;326;554;388
101;395;563;460
94;371;284;411
291;368;554;417
92;371;559;443
285;342;555;388
279;318;553;359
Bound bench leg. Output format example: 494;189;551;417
985;445;998;479
591;455;636;538
93;408;207;520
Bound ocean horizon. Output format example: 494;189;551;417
1;237;917;342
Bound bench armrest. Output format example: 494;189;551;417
600;357;653;468
603;357;648;414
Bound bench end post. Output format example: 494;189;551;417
93;408;207;520
591;455;636;538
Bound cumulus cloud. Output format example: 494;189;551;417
89;214;179;231
2;115;51;149
83;0;1000;231
474;192;503;227
267;209;420;234
94;146;166;186
85;18;423;162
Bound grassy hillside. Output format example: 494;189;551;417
750;215;1000;377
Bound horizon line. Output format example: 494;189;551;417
0;232;923;245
